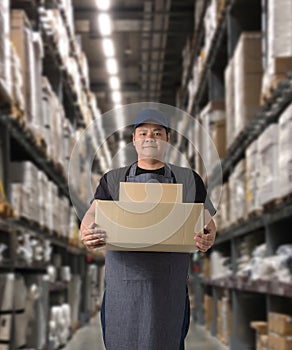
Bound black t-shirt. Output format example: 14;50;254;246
93;165;216;216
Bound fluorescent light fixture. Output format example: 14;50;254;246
96;0;110;11
109;76;120;90
112;91;121;103
98;13;112;36
102;38;115;57
115;104;122;109
106;58;118;74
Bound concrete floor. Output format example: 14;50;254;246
64;313;227;350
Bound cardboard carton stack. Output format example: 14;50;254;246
219;183;230;231
0;0;11;99
229;159;247;224
233;32;262;143
250;321;268;350
11;10;36;123
10;44;25;111
245;140;262;214
200;101;226;175
224;57;235;149
268;312;292;350
217;295;232;345
279;103;292;198
203;0;218;57
262;0;292;100
204;295;213;331
257;124;279;206
9;161;75;237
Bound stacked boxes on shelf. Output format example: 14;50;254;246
257;123;279;206
42;9;70;68
0;0;11;98
203;0;218;57
210;250;232;280
233;32;262;144
250;321;268;350
229;159;247;224
200;100;226;175
262;0;292;99
224;57;235;149
219;183;230;231
245;140;262;214
224;32;262;148
0;274;14;346
10;44;25;111
268;312;292;350
279;103;292;198
49;304;71;347
204;295;213;331
11;10;36;123
9;161;76;237
217;294;232;345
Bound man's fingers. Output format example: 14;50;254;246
88;222;97;229
83;228;106;236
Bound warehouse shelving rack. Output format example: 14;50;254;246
179;1;292;349
0;1;105;348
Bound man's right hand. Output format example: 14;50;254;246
81;222;107;249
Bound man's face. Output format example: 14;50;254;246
133;123;170;161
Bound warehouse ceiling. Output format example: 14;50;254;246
73;0;194;112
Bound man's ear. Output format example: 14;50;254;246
132;132;135;145
167;132;170;143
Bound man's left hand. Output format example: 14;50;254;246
194;218;216;252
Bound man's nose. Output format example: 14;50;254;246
145;137;155;142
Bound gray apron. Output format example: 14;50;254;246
104;162;190;350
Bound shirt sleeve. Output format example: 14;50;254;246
192;171;216;216
90;173;113;203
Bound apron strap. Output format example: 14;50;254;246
129;161;172;178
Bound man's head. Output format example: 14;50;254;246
132;109;170;162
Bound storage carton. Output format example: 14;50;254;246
96;182;204;252
95;200;204;252
269;333;292;350
269;312;292;335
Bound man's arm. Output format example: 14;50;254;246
194;209;217;252
80;201;107;250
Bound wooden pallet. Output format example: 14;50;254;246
263;197;282;212
248;208;263;219
0;201;14;219
260;74;285;106
34;133;47;155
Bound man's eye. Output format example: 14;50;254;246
154;132;161;136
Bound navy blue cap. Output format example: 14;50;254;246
134;109;169;131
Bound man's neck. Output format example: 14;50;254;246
137;159;165;170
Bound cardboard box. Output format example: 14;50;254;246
269;333;292;350
269;312;292;335
95;200;204;252
119;182;183;203
204;295;213;331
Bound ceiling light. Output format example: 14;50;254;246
98;13;112;36
109;76;120;90
106;58;118;74
102;38;115;57
112;91;121;103
96;0;110;11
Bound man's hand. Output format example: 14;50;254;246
81;222;107;249
194;218;216;252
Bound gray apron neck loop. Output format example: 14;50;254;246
129;161;172;178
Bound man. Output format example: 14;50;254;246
81;109;216;350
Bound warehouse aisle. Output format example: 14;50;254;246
64;313;223;350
